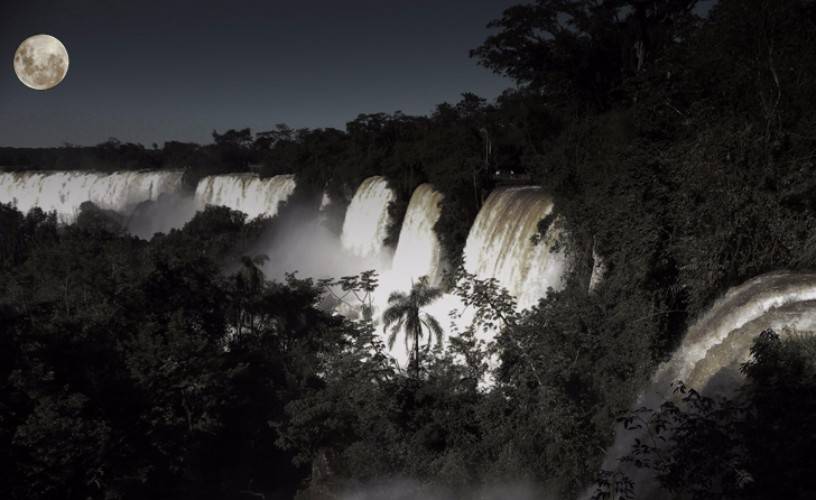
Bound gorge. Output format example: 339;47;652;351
3;166;815;498
0;169;571;365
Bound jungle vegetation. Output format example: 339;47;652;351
3;0;816;498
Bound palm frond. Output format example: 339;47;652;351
382;303;409;330
421;313;444;350
382;277;444;365
387;316;404;349
405;328;411;356
412;276;443;307
387;290;409;305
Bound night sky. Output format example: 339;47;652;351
0;0;518;147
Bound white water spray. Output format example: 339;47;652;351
598;271;816;499
194;173;296;219
374;184;447;365
463;186;568;310
0;170;184;223
653;271;816;396
340;176;395;259
387;184;445;287
378;185;570;368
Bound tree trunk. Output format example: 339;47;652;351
414;322;421;378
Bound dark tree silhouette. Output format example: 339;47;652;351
382;276;444;376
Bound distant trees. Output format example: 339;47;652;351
0;141;163;173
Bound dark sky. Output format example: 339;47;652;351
0;0;519;147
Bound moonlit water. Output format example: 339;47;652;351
598;271;816;498
269;180;450;370
0;170;184;222
652;271;816;396
340;176;395;259
378;185;569;368
375;184;446;365
194;174;296;219
1;170;573;373
388;184;445;286
463;187;569;310
259;177;397;300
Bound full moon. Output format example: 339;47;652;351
14;34;69;91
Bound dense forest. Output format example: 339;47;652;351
3;0;816;499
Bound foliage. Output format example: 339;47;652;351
382;276;445;376
609;330;816;499
4;1;816;498
0;203;350;499
472;0;701;107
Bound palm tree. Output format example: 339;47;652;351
382;276;444;376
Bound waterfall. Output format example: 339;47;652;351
389;184;445;286
652;271;816;396
374;184;447;365
380;185;570;368
0;170;184;222
340;176;395;259
463;186;568;310
194;174;296;219
597;271;816;499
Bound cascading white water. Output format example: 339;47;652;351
340;176;395;259
463;186;569;310
652;271;816;396
597;271;816;499
193;176;566;371
0;170;184;222
379;185;571;368
388;184;445;287
194;173;296;219
374;184;446;365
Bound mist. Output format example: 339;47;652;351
255;199;392;285
125;192;199;239
336;479;552;500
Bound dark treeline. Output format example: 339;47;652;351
4;0;816;499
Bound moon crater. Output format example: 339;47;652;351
14;34;69;91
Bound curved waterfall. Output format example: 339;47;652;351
340;176;395;259
374;184;446;366
0;170;184;222
379;184;569;367
194;174;296;220
463;186;569;310
389;184;444;286
652;271;816;397
598;271;816;499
